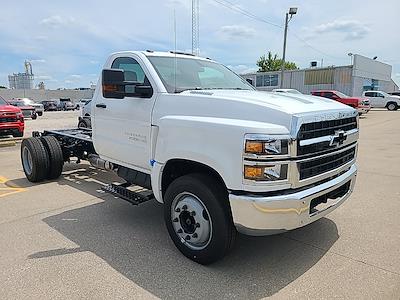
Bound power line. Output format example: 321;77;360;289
211;0;344;61
212;0;282;29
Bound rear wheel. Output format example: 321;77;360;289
37;112;43;116
78;118;91;129
164;173;236;265
387;102;398;111
40;135;64;180
31;113;37;120
21;138;49;182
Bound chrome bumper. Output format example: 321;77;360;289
229;164;357;236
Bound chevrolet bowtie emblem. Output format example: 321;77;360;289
329;129;347;146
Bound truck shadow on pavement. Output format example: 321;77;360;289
26;165;340;299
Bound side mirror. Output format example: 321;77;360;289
102;69;153;99
135;85;153;98
102;69;126;99
246;78;253;85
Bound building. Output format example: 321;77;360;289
241;54;399;96
8;61;34;90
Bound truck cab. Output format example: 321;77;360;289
21;51;359;264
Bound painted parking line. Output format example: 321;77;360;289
0;176;27;198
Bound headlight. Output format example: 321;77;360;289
244;164;288;181
245;138;289;155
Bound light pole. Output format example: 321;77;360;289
280;7;297;88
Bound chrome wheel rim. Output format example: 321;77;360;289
388;104;395;110
171;192;212;250
22;146;33;175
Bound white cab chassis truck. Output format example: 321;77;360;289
20;51;358;264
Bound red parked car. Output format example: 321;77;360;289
0;96;24;137
311;90;371;115
7;99;37;119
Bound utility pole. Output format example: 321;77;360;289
192;0;199;55
280;7;297;88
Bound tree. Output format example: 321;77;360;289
257;51;298;72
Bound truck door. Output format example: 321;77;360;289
365;91;382;108
93;56;155;171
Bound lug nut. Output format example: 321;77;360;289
192;233;198;238
190;211;196;216
177;229;183;233
182;205;188;210
173;218;178;222
185;235;191;240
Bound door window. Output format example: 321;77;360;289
364;92;375;97
111;57;149;94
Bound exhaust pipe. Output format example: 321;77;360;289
88;154;114;171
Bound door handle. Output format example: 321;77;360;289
96;103;107;108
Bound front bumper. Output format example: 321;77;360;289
357;106;370;114
229;164;357;236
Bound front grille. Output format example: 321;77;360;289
297;117;357;155
21;110;32;117
298;117;357;140
0;117;17;123
298;147;355;180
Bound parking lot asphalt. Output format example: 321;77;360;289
0;110;399;299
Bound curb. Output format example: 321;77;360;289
0;141;16;148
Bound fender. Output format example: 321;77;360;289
150;115;289;202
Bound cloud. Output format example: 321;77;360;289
218;25;257;40
227;64;258;74
313;20;370;40
30;59;46;63
36;75;52;80
69;74;82;79
40;15;77;28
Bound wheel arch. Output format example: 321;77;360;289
160;158;228;202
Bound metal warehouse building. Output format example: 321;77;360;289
241;54;398;96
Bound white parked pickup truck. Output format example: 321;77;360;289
20;51;358;264
362;90;400;111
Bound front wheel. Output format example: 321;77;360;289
164;173;236;265
387;102;398;111
38;112;43;116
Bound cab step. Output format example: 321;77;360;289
102;183;154;205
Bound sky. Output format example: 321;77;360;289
1;0;399;89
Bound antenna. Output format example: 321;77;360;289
174;9;177;93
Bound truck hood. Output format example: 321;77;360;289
193;90;349;114
0;104;21;114
154;90;356;134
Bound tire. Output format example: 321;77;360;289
78;118;91;129
13;131;23;138
164;173;236;265
40;135;64;180
21;138;50;182
387;102;398;111
38;112;43;116
31;113;37;120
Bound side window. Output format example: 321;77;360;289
324;92;334;99
364;92;374;97
111;57;149;94
376;92;384;98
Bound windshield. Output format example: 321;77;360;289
147;56;254;93
9;102;24;107
0;96;7;105
287;89;302;94
335;91;349;98
20;98;34;105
